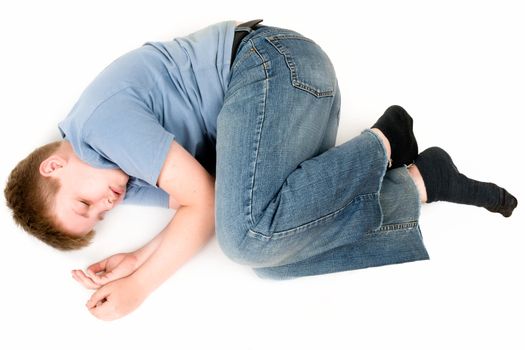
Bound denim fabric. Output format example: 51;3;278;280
215;26;429;279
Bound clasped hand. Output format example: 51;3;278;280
71;252;147;321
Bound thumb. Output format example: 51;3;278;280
90;264;127;285
86;259;108;278
93;270;117;284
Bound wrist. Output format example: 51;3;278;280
132;231;166;266
120;273;153;305
130;265;159;297
132;247;149;267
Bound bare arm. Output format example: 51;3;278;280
76;175;187;287
133;141;215;294
132;199;214;293
130;194;181;267
131;186;181;253
86;141;215;320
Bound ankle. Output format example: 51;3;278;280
407;164;428;203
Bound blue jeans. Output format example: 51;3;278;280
215;26;429;279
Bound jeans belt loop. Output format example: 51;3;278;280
231;19;264;67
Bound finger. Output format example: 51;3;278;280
86;285;111;309
76;270;101;289
91;270;116;285
71;270;84;286
88;272;113;286
86;260;108;278
71;270;100;289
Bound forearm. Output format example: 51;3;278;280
132;194;183;266
131;201;215;294
132;229;168;267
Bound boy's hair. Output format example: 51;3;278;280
4;141;95;250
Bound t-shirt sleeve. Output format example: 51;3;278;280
83;90;174;187
123;182;170;208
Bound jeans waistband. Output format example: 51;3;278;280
231;19;264;67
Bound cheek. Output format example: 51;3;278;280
78;176;108;200
108;168;129;185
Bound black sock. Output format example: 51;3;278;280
371;105;418;168
414;147;518;217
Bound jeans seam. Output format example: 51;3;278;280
366;220;419;235
230;47;253;72
231;36;263;72
247;193;378;241
248;42;270;226
363;129;389;230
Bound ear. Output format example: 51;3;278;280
39;155;66;177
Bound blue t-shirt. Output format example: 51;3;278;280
58;21;236;207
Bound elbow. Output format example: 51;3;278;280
192;188;216;237
201;180;215;212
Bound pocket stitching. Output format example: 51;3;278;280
265;36;335;98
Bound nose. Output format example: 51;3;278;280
101;190;119;210
107;195;116;207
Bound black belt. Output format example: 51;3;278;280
231;19;263;66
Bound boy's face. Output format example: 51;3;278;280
41;153;129;236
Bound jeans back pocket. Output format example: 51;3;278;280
266;34;336;98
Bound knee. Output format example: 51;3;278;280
216;222;277;267
216;224;246;264
215;195;280;267
215;219;254;266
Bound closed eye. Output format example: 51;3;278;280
73;200;90;219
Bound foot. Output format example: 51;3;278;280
414;147;518;217
371;105;418;168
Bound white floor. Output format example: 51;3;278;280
1;1;523;349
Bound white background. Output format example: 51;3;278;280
1;1;523;349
